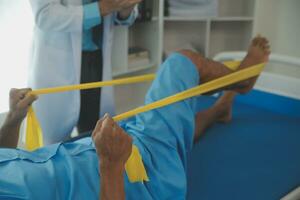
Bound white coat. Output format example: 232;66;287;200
28;0;137;144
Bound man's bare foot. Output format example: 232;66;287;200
247;35;270;63
234;35;271;94
214;91;236;123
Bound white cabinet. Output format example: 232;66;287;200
111;0;162;79
164;0;256;58
113;0;256;114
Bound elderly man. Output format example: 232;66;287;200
0;36;270;199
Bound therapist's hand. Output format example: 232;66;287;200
118;4;136;20
100;0;141;16
6;88;38;126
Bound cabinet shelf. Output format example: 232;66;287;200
164;17;208;22
113;63;155;78
164;16;254;22
113;0;256;113
211;17;254;22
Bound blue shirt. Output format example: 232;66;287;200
0;53;199;199
82;0;136;51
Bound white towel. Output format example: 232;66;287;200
168;0;218;17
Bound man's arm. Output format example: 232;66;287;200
100;162;126;200
0;89;37;148
92;114;132;200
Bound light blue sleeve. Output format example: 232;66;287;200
83;2;101;30
114;6;138;26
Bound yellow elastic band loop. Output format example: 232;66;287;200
222;60;241;71
126;145;149;182
26;107;44;151
26;74;157;183
25;61;265;183
30;74;156;96
113;63;264;121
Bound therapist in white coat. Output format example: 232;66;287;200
28;0;140;145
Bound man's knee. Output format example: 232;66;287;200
177;49;197;57
177;50;205;70
177;49;203;60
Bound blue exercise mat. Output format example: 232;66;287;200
187;90;300;200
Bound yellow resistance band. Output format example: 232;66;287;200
25;61;265;183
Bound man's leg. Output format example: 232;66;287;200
179;35;270;94
194;91;236;142
188;36;270;141
120;36;270;199
139;35;270;149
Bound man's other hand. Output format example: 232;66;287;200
92;114;132;169
6;88;38;126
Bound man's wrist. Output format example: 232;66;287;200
100;161;125;175
4;112;22;128
99;161;125;200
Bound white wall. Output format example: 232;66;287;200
1;0;300;125
254;0;300;78
0;1;33;113
0;1;33;145
276;0;300;58
0;113;6;128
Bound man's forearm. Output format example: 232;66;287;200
100;162;125;200
0;114;21;148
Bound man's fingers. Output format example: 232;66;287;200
95;115;108;131
18;88;32;98
92;120;102;139
9;88;33;106
9;88;19;104
17;94;38;109
92;116;108;138
9;88;18;98
100;115;115;137
103;114;115;127
11;88;31;99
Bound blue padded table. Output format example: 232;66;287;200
187;90;300;200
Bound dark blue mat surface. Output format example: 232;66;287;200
187;92;300;200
